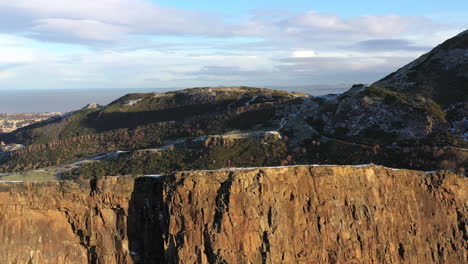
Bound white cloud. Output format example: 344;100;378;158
33;18;129;41
0;37;40;65
291;50;317;58
0;0;465;89
0;69;17;80
286;11;349;30
0;0;451;43
349;15;424;35
0;0;236;41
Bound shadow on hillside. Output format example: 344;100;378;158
86;102;231;133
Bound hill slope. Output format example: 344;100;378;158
313;29;468;145
374;29;468;106
1;87;297;145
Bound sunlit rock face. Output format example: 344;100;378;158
0;165;466;263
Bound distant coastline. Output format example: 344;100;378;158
0;88;172;113
0;85;349;113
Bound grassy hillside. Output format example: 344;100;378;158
0;87;296;145
0;80;466;177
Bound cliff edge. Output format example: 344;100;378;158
0;165;466;263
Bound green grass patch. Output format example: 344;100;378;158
0;170;58;182
363;86;446;121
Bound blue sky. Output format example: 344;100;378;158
0;0;466;90
153;0;468;18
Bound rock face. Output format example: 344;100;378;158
0;165;466;264
0;177;137;264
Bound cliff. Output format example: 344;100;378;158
0;165;466;263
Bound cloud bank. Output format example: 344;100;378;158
0;0;465;90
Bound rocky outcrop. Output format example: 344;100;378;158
0;165;466;263
314;85;441;140
203;136;236;147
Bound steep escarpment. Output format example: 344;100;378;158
0;165;466;264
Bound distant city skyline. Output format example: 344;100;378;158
0;0;466;90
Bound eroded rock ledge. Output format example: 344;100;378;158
0;165;466;264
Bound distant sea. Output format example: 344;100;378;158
0;85;350;113
0;88;172;113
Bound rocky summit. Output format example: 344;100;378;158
0;165;466;264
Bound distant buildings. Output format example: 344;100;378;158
0;113;61;133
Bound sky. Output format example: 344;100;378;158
0;0;466;91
